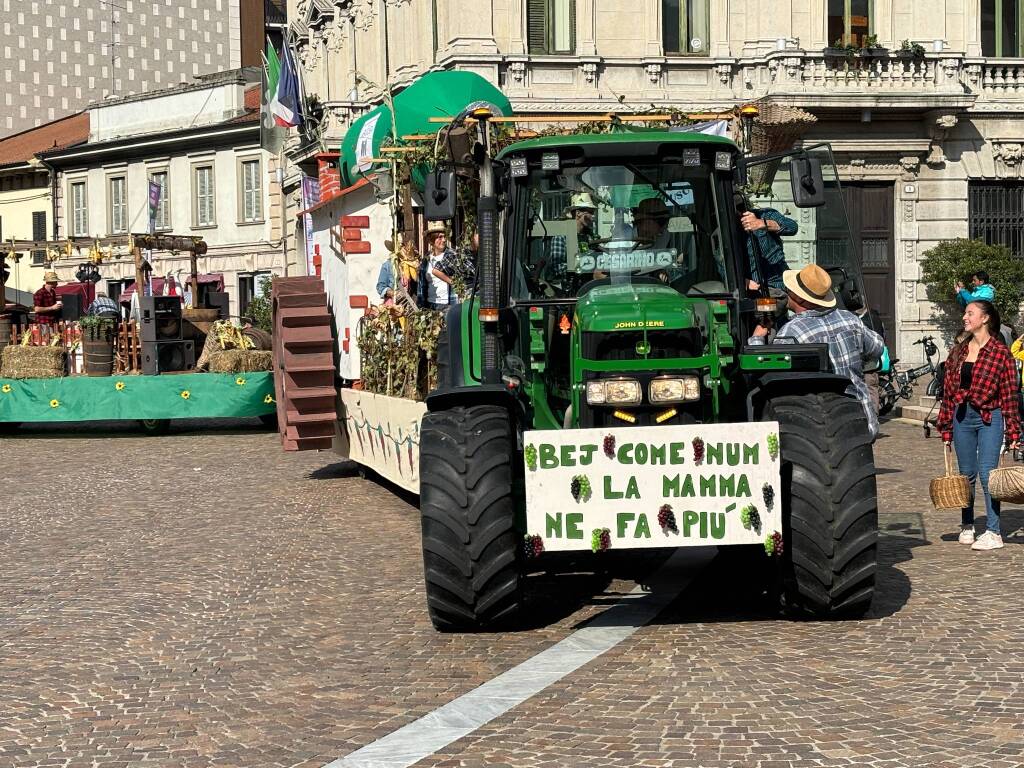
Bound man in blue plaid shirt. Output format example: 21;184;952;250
749;264;885;437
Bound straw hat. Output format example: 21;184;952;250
782;264;837;309
43;270;59;283
569;192;597;211
425;221;447;237
383;233;403;252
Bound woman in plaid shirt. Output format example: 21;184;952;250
938;300;1021;550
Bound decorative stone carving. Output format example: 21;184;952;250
899;156;921;180
645;62;662;84
994;142;1023;167
965;63;982;86
926;112;958;167
581;62;598;84
508;61;527;84
715;63;731;84
326;19;346;52
903;200;914;223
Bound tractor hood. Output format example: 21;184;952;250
575;283;697;333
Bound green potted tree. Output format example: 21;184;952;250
823;37;860;63
79;315;117;376
894;39;927;61
859;34;889;59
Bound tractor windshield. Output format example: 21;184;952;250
510;159;734;301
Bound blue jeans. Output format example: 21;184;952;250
952;405;1004;534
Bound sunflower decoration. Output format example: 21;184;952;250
264;394;275;404
236;377;247;386
180;390;191;400
49;399;60;408
1;384;11;394
114;381;126;391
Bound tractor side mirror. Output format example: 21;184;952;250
424;169;457;221
790;157;826;207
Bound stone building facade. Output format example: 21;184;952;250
1;0;274;138
39;70;285;319
284;0;1024;362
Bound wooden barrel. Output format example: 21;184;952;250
0;315;10;358
83;338;114;377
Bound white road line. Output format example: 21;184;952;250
326;546;716;768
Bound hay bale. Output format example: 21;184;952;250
0;345;66;379
208;349;273;373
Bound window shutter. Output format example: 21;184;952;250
32;210;46;241
568;0;576;53
527;0;548;54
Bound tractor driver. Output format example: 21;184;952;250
534;192;598;288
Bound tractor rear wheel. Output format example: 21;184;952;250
765;392;878;619
419;405;521;631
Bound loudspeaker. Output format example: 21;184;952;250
139;295;182;342
204;291;230;319
60;293;83;321
141;339;195;375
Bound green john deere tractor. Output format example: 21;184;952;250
420;114;878;631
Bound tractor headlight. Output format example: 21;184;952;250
649;376;701;403
586;378;642;405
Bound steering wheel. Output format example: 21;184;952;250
588;236;655;253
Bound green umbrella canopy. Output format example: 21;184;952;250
339;70;513;188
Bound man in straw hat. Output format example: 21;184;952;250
33;270;63;326
419;221;457;310
749;263;885;437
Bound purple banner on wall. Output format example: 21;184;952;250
148;180;162;235
300;176;321;277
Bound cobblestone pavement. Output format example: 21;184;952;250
2;418;1023;768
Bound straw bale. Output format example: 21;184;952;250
0;346;66;379
207;349;273;373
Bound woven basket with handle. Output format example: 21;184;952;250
929;445;971;510
987;453;1024;504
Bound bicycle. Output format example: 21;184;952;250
878;335;941;418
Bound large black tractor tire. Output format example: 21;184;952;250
420;405;522;631
765;392;878;619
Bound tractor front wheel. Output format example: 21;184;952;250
419;405;521;631
765;392;878;619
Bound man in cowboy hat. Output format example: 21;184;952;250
419;221;457;310
33;270;63;325
535;192;599;288
376;233;420;308
632;197;672;250
749;263;885;437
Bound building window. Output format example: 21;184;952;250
527;0;575;55
827;0;872;47
70;180;88;237
150;170;170;231
108;176;128;234
31;210;47;264
193;164;216;227
970;182;1024;259
982;0;1023;57
662;0;710;55
238;270;272;316
238;158;263;223
106;279;125;303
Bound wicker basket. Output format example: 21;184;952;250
929;445;971;510
747;99;818;156
987;454;1024;504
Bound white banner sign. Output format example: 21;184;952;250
524;422;782;552
355;113;382;173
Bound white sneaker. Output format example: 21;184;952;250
971;531;1004;550
958;527;976;544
